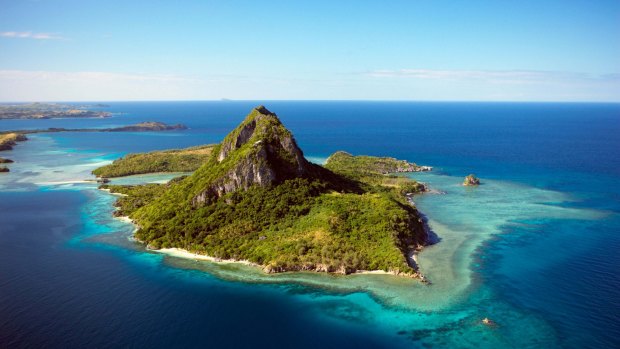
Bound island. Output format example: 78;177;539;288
99;106;432;278
463;174;481;186
0;122;188;158
105;121;187;132
0;166;9;173
0;158;13;163
326;151;431;175
2;122;187;136
0;102;111;119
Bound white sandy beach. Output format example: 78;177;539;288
35;179;94;185
157;247;259;267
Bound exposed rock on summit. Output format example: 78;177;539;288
192;106;316;205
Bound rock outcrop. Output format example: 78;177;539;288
0;133;28;151
192;106;315;205
463;174;481;186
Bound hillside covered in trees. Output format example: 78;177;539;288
101;106;429;277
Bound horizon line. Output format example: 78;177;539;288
1;99;619;104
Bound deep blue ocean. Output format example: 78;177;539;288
1;101;619;348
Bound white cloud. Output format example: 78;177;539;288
0;70;194;83
359;68;620;101
0;69;618;102
366;69;618;85
0;70;206;101
0;31;65;40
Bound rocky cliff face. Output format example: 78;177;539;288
192;106;314;205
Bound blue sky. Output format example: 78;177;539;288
0;0;618;101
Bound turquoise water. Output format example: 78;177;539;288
1;102;618;348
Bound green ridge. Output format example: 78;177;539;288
93;145;215;178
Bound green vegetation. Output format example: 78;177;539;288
109;177;424;275
325;151;424;176
102;182;172;217
105;106;428;276
325;151;427;193
93;145;215;178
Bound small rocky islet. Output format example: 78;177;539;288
463;174;481;186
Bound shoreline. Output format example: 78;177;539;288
102;171;191;180
156;247;260;267
107;204;428;280
99;187;128;196
95;173;430;282
155;246;426;280
113;214;139;235
36;179;95;186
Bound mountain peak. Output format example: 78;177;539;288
216;105;289;162
254;105;276;117
193;106;314;205
237;105;278;127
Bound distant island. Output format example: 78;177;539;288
98;106;432;279
105;121;187;132
1;122;187;136
0;122;187;169
0;102;111;119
